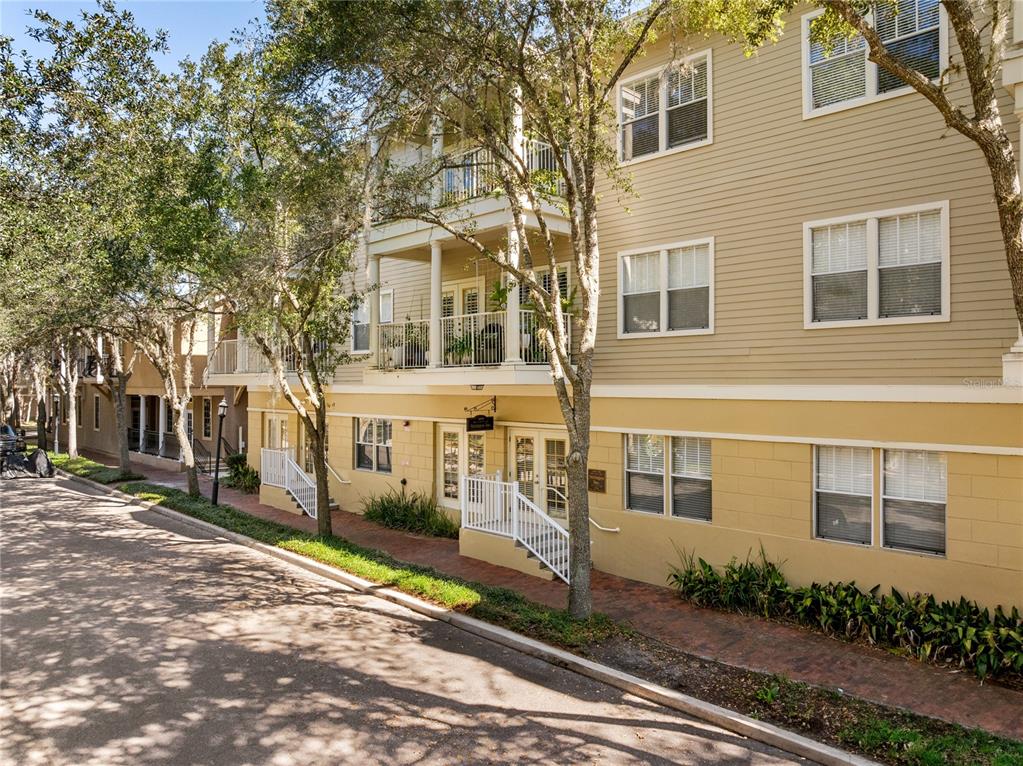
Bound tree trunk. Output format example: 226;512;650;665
312;405;332;537
565;428;593;618
112;376;132;474
174;405;200;496
66;390;78;458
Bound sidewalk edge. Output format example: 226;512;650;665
58;470;878;766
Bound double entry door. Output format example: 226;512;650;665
509;429;568;524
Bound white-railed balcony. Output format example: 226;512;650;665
205;338;299;380
375;310;570;372
439;140;566;206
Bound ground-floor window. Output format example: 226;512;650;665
355;418;392;473
814;445;872;545
882;449;946;556
303;423;329;474
76;394;83;427
626;433;712;521
93;394;100;431
202;398;212;439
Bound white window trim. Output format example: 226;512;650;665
202;397;213;439
436;424;487;509
351;302;371;356
617;237;715;339
354;416;392;474
802;201;950;329
617;49;713;166
812;445;875;548
880;448;947;558
622;433;712;524
379;288;394;324
801;7;949;120
93;394;100;431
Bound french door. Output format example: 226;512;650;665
508;429;568;523
264;414;289;450
436;424;487;508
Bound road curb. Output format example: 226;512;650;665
57;470;877;766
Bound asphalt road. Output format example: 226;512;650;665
1;476;806;765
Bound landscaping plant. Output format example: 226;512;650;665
669;548;1023;681
361;487;460;539
223;452;260;494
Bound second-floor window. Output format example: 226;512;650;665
619;52;711;162
352;302;370;353
804;1;942;116
805;202;948;327
619;239;714;337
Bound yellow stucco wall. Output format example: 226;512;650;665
242;388;1022;609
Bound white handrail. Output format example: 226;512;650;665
589;518;620;533
261;448;317;519
461;475;570;583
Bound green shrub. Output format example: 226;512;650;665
361;487;460;539
668;548;1023;681
223;452;260;493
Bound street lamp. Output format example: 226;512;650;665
211;398;228;506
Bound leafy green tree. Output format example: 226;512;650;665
188;42;367;533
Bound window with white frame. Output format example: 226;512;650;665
355;417;392;473
626;434;712;520
625;434;664;513
519;266;569;306
815;446;872;545
806;204;947;326
883;449;946;555
352;302;370;353
670;437;712;521
619;53;710;161
620;240;713;336
804;1;941;115
202;398;212;439
379;289;394;324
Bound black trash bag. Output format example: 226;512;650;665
28;449;55;478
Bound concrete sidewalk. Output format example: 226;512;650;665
86;450;1023;741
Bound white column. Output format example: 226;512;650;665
95;335;104;384
367;254;380;361
158;397;167;457
430;113;444;207
138;395;146;451
505;225;522;363
429;241;443;367
510;85;525;169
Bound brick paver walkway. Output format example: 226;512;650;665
79;450;1023;741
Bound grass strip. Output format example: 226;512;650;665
50;451;145;484
119;482;618;649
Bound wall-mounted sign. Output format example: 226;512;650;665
466;415;495;432
588;469;607;493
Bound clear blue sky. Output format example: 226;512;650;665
1;0;265;71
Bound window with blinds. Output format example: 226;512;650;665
666;58;709;149
355;418;393;474
811;221;868;322
668;244;711;330
671;437;712;521
519;266;569;305
620;239;714;336
883;449;946;555
805;1;941;114
620;76;660;161
621;252;661;333
620;53;711;161
807;204;946;325
879;210;942;317
626;433;664;514
815;446;872;545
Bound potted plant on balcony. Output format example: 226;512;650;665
445;331;474;365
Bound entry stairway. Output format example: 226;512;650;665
260;448;343;519
459;475;570;584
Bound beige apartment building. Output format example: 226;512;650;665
55;335;248;474
207;2;1023;609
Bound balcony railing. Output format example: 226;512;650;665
439;139;565;207
206;338;299;376
376;310;571;370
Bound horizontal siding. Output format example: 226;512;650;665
591;9;1018;385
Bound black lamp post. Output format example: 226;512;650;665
211;398;228;505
